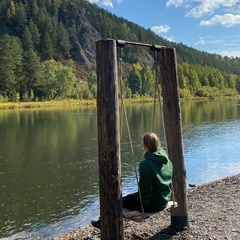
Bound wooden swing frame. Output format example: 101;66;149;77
96;39;189;240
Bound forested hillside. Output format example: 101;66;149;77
0;0;240;102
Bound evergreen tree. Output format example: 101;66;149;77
41;32;53;60
13;2;27;33
28;19;41;51
22;48;42;100
0;34;23;99
51;0;61;18
22;26;34;50
29;0;40;22
56;21;71;58
50;17;58;54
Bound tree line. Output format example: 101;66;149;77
1;33;239;102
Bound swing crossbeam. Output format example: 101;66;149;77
108;38;163;51
123;201;178;221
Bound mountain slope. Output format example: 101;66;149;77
0;0;239;101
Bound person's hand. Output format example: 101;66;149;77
123;211;142;218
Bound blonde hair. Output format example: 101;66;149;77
142;132;160;151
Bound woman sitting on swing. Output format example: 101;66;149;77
91;132;173;228
122;132;173;218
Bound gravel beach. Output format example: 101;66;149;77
56;174;240;240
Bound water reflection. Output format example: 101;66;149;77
0;107;99;239
0;99;240;239
184;118;240;184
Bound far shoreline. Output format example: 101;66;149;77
1;96;239;111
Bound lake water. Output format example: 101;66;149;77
0;99;240;239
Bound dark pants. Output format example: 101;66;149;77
122;192;166;213
122;192;139;211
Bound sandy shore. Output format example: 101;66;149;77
56;174;240;240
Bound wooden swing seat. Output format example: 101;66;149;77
123;201;178;221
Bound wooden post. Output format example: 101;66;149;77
159;47;189;229
96;39;123;240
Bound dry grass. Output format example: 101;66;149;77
0;99;96;110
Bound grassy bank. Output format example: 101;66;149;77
0;98;156;110
1;96;239;111
0;99;97;110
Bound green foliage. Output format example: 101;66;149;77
0;34;23;98
87;71;97;98
28;19;41;51
40;59;76;100
140;66;155;97
22;26;33;50
195;86;220;98
12;92;20;102
41;32;53;60
0;94;9;103
127;67;142;97
22;48;42;99
220;88;238;96
179;88;191;98
0;0;239;102
73;82;93;100
236;77;240;93
56;21;71;57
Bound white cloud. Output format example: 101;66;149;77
151;25;173;42
166;0;184;8
200;14;240;27
164;36;175;42
166;0;240;18
186;2;219;18
101;0;113;7
195;37;205;45
88;0;99;4
88;0;113;8
151;25;171;34
88;0;123;8
194;35;240;57
217;49;240;58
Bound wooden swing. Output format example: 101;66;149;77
122;201;178;221
96;40;188;239
117;44;178;221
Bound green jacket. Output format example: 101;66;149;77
137;148;173;212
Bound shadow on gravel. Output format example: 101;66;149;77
148;226;184;240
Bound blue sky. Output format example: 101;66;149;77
88;0;240;58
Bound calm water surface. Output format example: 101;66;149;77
0;99;240;239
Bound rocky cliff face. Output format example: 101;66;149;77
59;2;101;71
58;1;155;76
